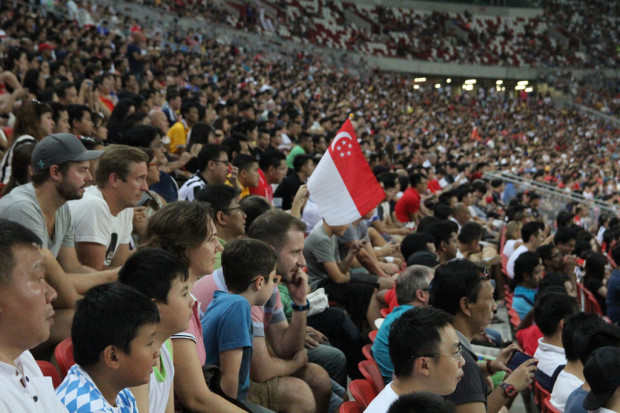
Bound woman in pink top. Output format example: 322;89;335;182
143;201;245;413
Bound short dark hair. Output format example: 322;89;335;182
118;247;189;303
247;209;306;250
54;81;75;99
562;313;607;362
387;392;456;413
585;253;607;280
430;259;484;315
259;150;286;172
240;195;272;232
533;291;578;336
612;243;620;267
421;220;457;250
221;238;277;293
514;251;541;285
195;184;240;219
293;154;313;173
72;283;160;367
67;104;90;126
233;154;258;172
521;221;543;243
409;172;426;187
124;125;162;148
0;219;42;285
196;144;227;172
389;307;453;377
458;222;484;244
556;211;575;229
581;324;620;364
538;273;570;294
400;232;434;262
180;99;198;117
536;243;555;262
554;227;578;247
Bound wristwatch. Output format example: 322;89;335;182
499;382;517;398
291;299;311;312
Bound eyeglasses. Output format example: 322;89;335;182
249;274;281;287
148;162;158;168
479;266;491;281
213;160;229;165
225;206;242;213
413;344;464;361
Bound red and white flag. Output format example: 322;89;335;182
307;118;384;225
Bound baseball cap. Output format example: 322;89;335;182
583;346;620;410
32;133;103;172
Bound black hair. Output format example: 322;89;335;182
538;273;571;294
389;307;454;378
612;243;620;267
47;101;67;125
180;99;198;117
124;125;162;148
293;153;313;173
458;222;484;244
0;219;42;285
513;251;541;285
196;144;227;172
195;184;241;218
240;195;272;233
417;216;441;233
400;232;434;262
409;172;427;187
72;283;160;367
554;227;578;248
521;221;544;243
533;291;578;336
221;238;278;294
421;220;457;251
54;81;75;99
259;150;285;172
585;253;607;280
556;211;575;229
232;153;257;172
562;313;607;362
67;104;91;126
536;243;555;262
387;392;456;413
430;259;485;316
581;324;620;364
434;203;452;220
118;247;189;303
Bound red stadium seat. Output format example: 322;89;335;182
55;338;75;379
368;330;378;343
358;360;385;394
577;283;603;315
339;401;365;413
380;307;390;318
362;344;374;361
349;379;377;407
36;360;61;389
533;380;551;408
542;397;560;413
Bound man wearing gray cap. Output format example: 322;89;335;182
0;134;117;351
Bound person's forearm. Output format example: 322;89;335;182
339;251;356;273
487;386;510;413
357;246;389;277
68;268;118;294
250;355;303;382
276;311;306;358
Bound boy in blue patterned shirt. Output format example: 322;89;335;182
56;283;160;413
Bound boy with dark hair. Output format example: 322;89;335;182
274;154;315;210
201;239;278;405
394;172;427;225
387;392;456;413
531;292;579;391
365;307;464;412
168;99;199;154
507;221;545;278
249;150;287;204
512;252;544;319
400;232;436;263
420;220;458;264
232;154;260;199
118;248;193;413
56;283;161;412
67;104;94;137
179;143;232;201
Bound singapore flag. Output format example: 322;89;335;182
307;118;385;225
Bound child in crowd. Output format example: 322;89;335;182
56;283;160;412
201;238;278;405
119;247;194;413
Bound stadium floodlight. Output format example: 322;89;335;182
501;87;506;91
413;84;420;90
464;84;474;91
446;78;452;83
496;80;503;85
515;85;526;90
435;84;441;89
414;77;427;82
517;80;528;86
525;87;533;93
465;79;477;85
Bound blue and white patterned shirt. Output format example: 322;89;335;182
56;365;137;413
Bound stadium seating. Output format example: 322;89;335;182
36;360;62;389
55;338;75;379
349;379;377;407
358;360;386;394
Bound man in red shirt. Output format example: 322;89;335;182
249;150;287;204
395;172;427;225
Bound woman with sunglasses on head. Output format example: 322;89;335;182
141;201;247;413
0;100;54;184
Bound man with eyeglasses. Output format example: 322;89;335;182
179;144;236;202
430;259;537;413
364;306;465;413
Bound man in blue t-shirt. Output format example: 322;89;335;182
512;252;543;320
201;239;278;403
372;265;434;383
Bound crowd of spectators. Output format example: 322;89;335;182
0;1;619;413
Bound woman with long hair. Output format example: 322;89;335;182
1;142;34;196
0;100;54;183
583;252;609;315
106;98;136;143
142;202;246;413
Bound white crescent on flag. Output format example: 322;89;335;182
330;131;352;151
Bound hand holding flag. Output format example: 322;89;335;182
307;118;385;225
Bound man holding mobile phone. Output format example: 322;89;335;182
431;259;538;413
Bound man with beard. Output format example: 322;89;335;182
0;134;119;314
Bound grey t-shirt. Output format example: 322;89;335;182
336;220;370;260
303;224;340;288
0;183;74;256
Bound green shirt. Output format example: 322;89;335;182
277;284;294;322
286;145;306;169
213;238;227;271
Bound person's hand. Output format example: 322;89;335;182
286;267;308;306
380;241;398;256
490;343;522;374
179;151;193;165
377;273;398;290
397;227;412;235
304;327;327;349
228;165;239;186
381;262;400;275
349;239;366;256
292;184;310;207
292;348;308;368
504;358;537;392
132;206;148;236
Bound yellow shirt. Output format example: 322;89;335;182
167;121;188;154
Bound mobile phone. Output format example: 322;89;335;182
507;350;533;371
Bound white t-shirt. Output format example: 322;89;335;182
502;239;522;259
534;338;566;378
0;350;68;412
364;382;398;413
550;370;583;412
149;340;174;413
68;186;133;267
507;244;529;279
